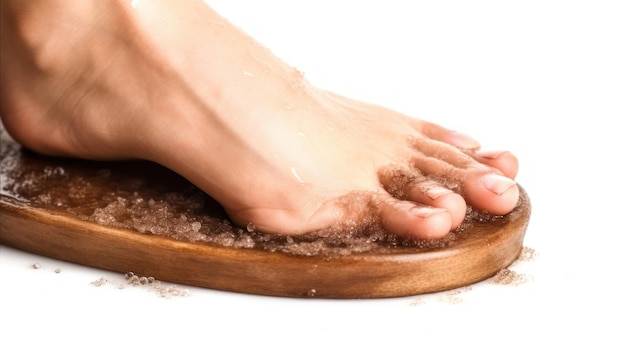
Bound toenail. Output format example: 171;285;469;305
476;150;506;159
450;131;481;150
425;187;453;200
482;174;516;195
410;206;447;218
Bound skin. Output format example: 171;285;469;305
0;0;519;239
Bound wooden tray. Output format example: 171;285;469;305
0;134;531;298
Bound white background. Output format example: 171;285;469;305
1;1;625;349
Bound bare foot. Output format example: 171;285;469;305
0;0;519;239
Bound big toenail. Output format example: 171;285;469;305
482;174;516;195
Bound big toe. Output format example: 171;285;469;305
465;173;519;215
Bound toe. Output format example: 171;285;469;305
472;150;519;179
466;173;519;215
404;180;466;229
378;195;454;239
410;119;481;150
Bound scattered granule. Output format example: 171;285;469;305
124;272;189;298
491;268;528;286
90;272;188;297
125;272;141;286
439;291;463;304
517;246;537;261
438;286;471;304
409;297;425;306
32;263;41;269
158;285;189;298
90;277;108;287
54;268;61;274
125;272;155;286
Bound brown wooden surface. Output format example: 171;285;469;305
0;188;530;298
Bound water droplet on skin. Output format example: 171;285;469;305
291;166;305;184
243;71;253;77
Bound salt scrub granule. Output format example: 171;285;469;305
246;222;256;232
438;286;472;304
491;268;528;286
90;277;108;287
125;271;156;286
1;128;510;256
91;272;189;298
124;272;189;298
518;246;537;261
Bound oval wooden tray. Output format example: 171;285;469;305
0;135;530;298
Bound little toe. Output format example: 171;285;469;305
378;195;454;239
